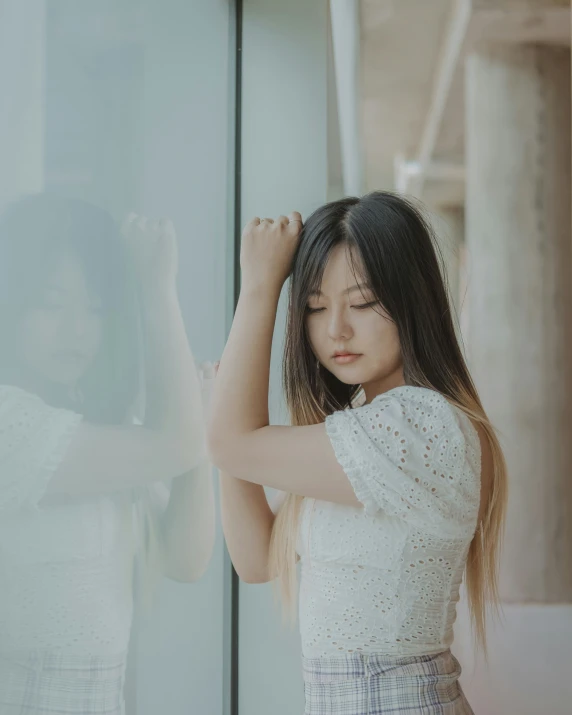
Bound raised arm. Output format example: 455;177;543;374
206;213;360;507
157;362;218;583
219;472;280;584
48;216;206;495
205;215;480;539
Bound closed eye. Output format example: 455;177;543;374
306;301;379;313
352;301;378;310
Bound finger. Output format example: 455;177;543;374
261;218;274;224
244;217;262;232
277;215;289;227
288;211;303;225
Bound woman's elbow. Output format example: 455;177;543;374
164;550;213;584
205;430;236;472
237;568;272;585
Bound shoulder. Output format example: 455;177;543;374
376;387;479;455
0;385;51;434
342;386;461;432
0;384;45;411
0;384;82;420
324;386;481;528
327;386;480;466
372;385;451;414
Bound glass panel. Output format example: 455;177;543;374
0;1;234;713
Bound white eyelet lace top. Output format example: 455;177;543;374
0;385;166;657
296;386;481;659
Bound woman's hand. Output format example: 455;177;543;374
122;213;178;294
240;211;303;293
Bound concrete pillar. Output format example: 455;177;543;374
432;207;465;320
465;45;572;603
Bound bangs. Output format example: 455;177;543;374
0;194;129;314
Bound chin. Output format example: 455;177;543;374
44;367;89;387
329;368;368;385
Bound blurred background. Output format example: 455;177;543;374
242;2;572;715
1;1;571;714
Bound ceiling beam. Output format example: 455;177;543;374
330;0;364;196
406;0;471;198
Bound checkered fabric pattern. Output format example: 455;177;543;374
302;650;474;715
0;650;127;714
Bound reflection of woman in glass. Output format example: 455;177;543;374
210;193;507;714
0;194;214;715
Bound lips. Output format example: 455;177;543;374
332;352;361;364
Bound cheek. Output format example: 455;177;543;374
362;313;401;360
19;312;61;355
305;317;326;359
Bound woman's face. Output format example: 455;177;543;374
305;244;404;402
17;252;103;387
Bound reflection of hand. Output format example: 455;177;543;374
240;212;303;292
122;213;178;292
198;361;219;420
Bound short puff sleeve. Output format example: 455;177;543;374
0;385;83;512
324;386;480;537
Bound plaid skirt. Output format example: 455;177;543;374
302;650;474;715
0;650;127;715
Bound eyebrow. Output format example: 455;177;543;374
309;283;371;298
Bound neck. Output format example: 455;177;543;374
361;368;405;405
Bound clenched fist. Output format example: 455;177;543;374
240;212;303;292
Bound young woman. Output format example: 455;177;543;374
0;194;215;715
208;192;507;714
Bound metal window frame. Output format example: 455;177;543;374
223;2;242;715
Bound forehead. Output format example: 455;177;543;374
312;244;368;295
46;253;90;291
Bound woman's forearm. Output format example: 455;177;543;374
219;471;276;583
141;287;205;467
160;460;216;582
208;285;281;460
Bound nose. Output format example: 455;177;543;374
67;306;91;338
327;305;353;342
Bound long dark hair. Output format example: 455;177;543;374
0;193;140;424
269;191;507;653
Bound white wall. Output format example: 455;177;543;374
239;1;330;713
453;597;572;715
